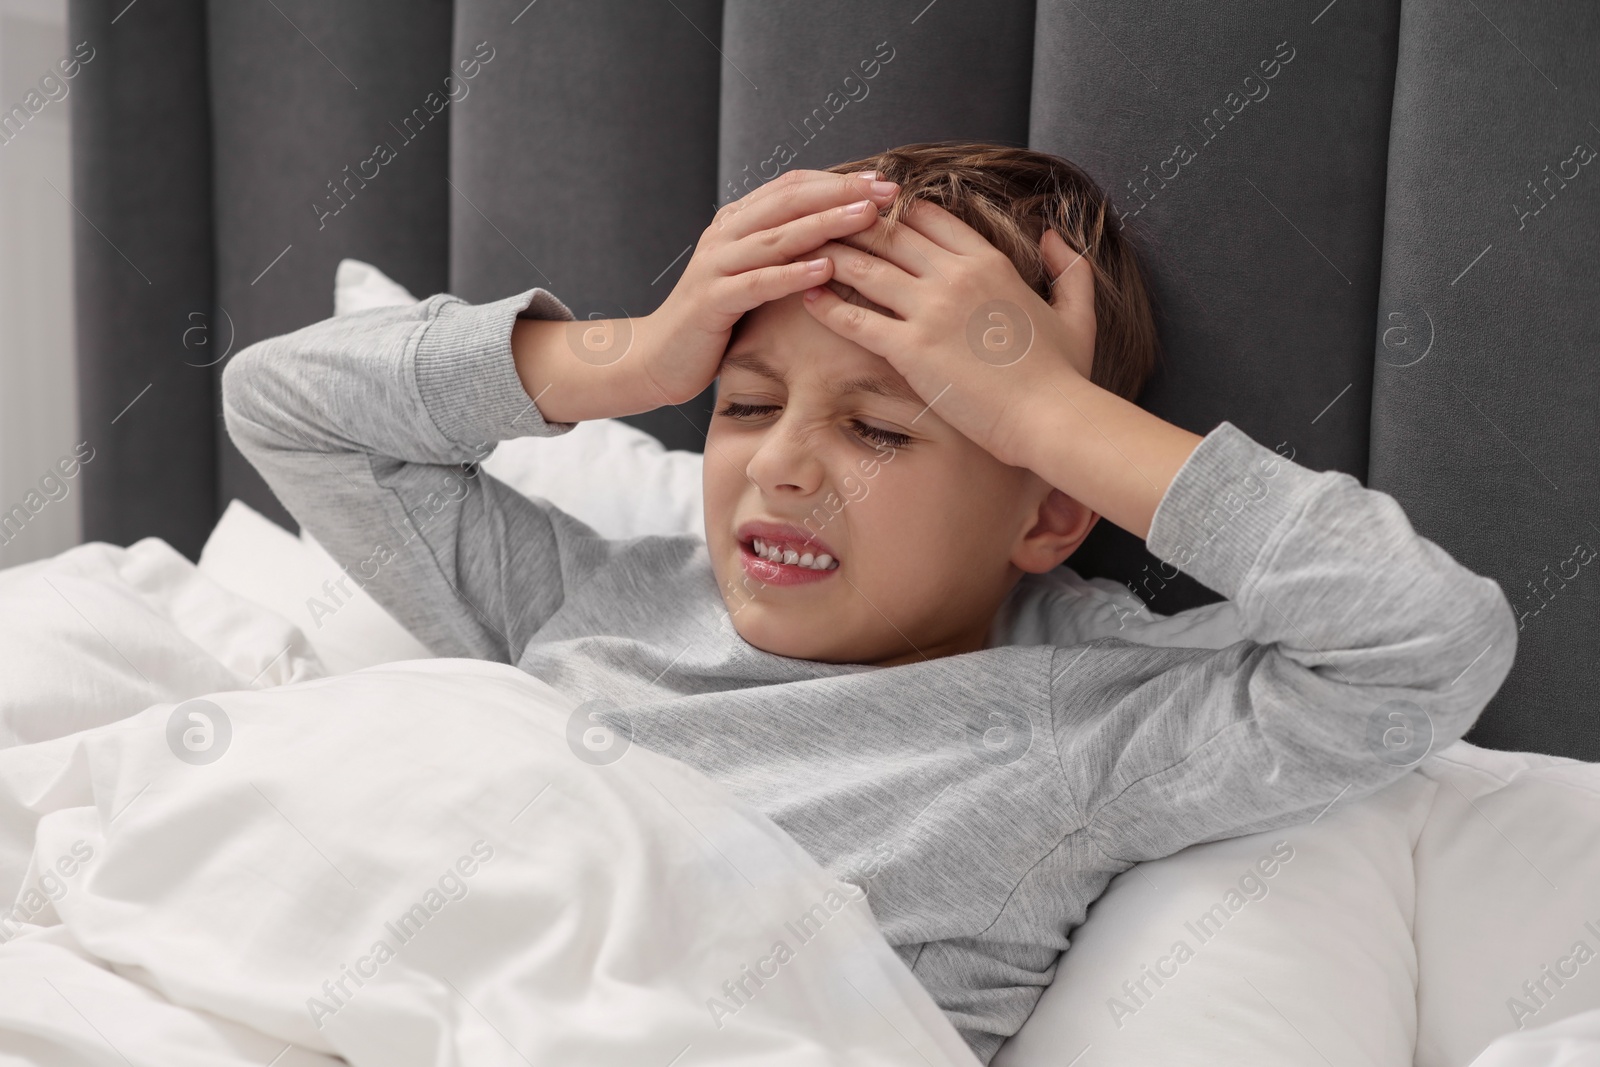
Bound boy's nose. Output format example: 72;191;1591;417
745;419;826;498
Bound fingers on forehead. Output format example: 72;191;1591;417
827;280;895;318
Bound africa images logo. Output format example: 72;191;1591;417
165;699;232;765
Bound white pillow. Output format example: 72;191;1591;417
1412;744;1600;1066
0;537;322;747
198;500;433;675
994;771;1436;1067
480;420;706;540
333;257;422;315
1469;1006;1600;1067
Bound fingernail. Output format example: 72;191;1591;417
844;199;872;215
870;180;898;197
805;258;828;271
856;169;878;181
803;286;822;301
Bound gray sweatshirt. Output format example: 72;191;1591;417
221;286;1518;1063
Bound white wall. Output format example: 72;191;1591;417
0;0;78;567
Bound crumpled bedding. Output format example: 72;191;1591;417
0;657;980;1067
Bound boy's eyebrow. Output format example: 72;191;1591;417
720;351;924;407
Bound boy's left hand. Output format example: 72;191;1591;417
800;199;1095;471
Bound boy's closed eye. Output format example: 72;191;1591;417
713;399;914;452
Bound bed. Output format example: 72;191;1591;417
49;0;1600;1061
2;258;1597;1064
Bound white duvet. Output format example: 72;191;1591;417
0;656;981;1066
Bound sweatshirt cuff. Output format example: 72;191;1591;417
1144;421;1328;598
413;287;580;449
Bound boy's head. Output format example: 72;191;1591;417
703;141;1160;667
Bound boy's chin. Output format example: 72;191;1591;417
728;611;816;660
733;615;914;668
727;609;854;664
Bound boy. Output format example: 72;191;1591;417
222;142;1517;1061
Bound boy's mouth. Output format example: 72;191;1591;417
735;520;840;585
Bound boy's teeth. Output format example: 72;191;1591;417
750;537;838;571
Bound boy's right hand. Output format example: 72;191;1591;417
511;169;897;425
637;169;900;406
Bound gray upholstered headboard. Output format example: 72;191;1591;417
68;0;1599;758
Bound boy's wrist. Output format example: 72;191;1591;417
511;313;670;424
1016;370;1205;542
632;305;710;409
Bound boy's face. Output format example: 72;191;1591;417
703;292;1090;667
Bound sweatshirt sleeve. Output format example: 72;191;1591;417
1051;420;1519;862
220;287;621;663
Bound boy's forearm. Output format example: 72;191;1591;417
1017;371;1206;542
1054;416;1519;865
511;314;674;424
222;287;592;662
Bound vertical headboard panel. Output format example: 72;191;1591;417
69;0;216;560
716;0;1036;191
448;0;724;453
1372;0;1600;758
1029;0;1401;615
208;0;454;532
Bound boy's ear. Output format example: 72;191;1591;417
1012;485;1099;574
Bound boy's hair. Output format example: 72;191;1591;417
823;141;1159;403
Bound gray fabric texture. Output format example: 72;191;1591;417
1370;0;1600;758
221;286;1519;1061
68;0;215;560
